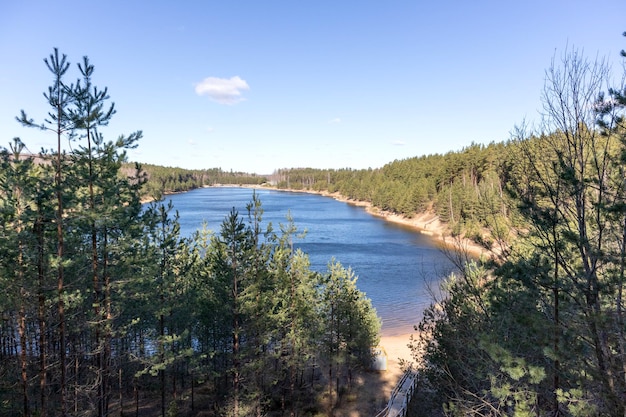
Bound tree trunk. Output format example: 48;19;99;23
618;217;626;397
103;227;112;417
36;214;47;417
55;88;68;417
15;194;30;417
160;311;165;417
19;286;30;417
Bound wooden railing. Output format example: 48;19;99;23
375;368;418;417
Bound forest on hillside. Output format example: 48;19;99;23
2;31;626;417
272;139;513;250
0;50;380;417
119;163;267;200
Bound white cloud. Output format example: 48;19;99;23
195;76;250;105
391;140;406;146
328;117;341;124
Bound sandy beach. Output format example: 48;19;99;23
379;333;414;371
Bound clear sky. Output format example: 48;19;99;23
1;1;625;174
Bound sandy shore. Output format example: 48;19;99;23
241;185;491;259
332;194;489;259
380;333;414;370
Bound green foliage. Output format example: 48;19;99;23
166;400;179;417
272;141;516;247
415;42;626;416
319;259;381;368
0;138;381;416
556;388;597;417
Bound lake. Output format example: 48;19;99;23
164;186;454;336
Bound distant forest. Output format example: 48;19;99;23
120;163;267;199
3;32;626;417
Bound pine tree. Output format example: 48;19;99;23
17;48;75;416
215;207;254;416
7;48;146;417
0;139;41;416
319;260;380;409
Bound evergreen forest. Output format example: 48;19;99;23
2;31;626;417
120;163;267;201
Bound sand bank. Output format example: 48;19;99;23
252;186;491;259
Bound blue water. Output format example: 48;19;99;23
164;187;454;336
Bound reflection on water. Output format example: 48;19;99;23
165;187;455;336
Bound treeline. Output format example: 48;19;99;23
272;140;513;247
0;49;379;417
120;163;267;199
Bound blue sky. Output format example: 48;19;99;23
1;1;625;174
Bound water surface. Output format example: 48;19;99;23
165;187;454;336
